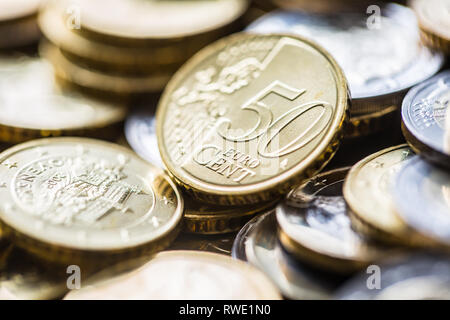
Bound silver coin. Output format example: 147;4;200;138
232;210;345;300
393;156;450;247
336;254;450;300
124;105;163;168
401;70;450;167
247;5;444;114
276;167;388;274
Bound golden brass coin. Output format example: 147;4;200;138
277;167;391;274
0;0;41;22
64;250;281;299
169;233;236;255
40;41;171;97
0;56;126;143
411;0;450;54
70;0;248;45
157;33;349;205
183;196;277;234
0;138;183;264
343;145;429;246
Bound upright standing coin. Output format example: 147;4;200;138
0;56;127;143
64;251;281;300
157;33;349;205
393;156;450;249
0;138;183;264
344;145;426;246
247;5;444;118
336;254;450;299
125;104;163;168
277;168;389;274
233;210;346;299
401;70;450;168
411;0;450;54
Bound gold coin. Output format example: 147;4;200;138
183;196;277;234
0;56;126;143
0;0;41;22
0;138;183;264
157;33;349;205
411;0;450;54
40;41;171;97
64;250;281;299
70;0;248;45
169;233;236;255
343;145;428;246
277;167;391;274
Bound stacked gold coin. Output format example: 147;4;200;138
38;0;249;100
0;0;42;49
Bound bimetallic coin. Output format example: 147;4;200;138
65;251;281;299
277;168;389;274
336;254;450;299
69;0;248;44
394;156;450;248
0;56;126;143
232;210;346;299
402;71;450;168
183;196;277;234
157;33;349;205
247;6;444;116
411;0;450;54
125;105;163;168
344;145;427;246
0;138;183;264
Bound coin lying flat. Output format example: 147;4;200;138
0;138;183;264
336;254;450;299
0;56;126;143
233;210;346;299
393;156;450;249
70;0;248;44
277;168;390;274
411;0;450;54
343;145;427;246
247;6;444;117
125;105;163;168
0;15;41;49
157;33;349;205
269;0;388;14
65;250;281;299
169;233;236;255
401;70;450;168
0;0;41;22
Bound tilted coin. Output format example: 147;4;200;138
0;138;183;264
343;145;428;246
65;251;281;300
277;167;390;274
393;156;450;249
232;210;346;299
183;196;277;235
247;5;444;117
411;0;450;54
0;56;127;143
401;70;450;168
40;41;172;97
124;104;164;168
336;254;450;299
0;0;41;22
157;33;349;205
69;0;248;45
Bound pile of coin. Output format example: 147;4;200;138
38;0;249;100
1;0;450;300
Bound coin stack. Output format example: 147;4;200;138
38;0;249;101
1;0;450;301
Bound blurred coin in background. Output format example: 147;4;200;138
0;138;183;264
401;70;450;168
336;254;450;299
0;55;127;143
411;0;450;55
393;156;450;249
157;33;349;205
233;210;347;299
65;251;282;300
